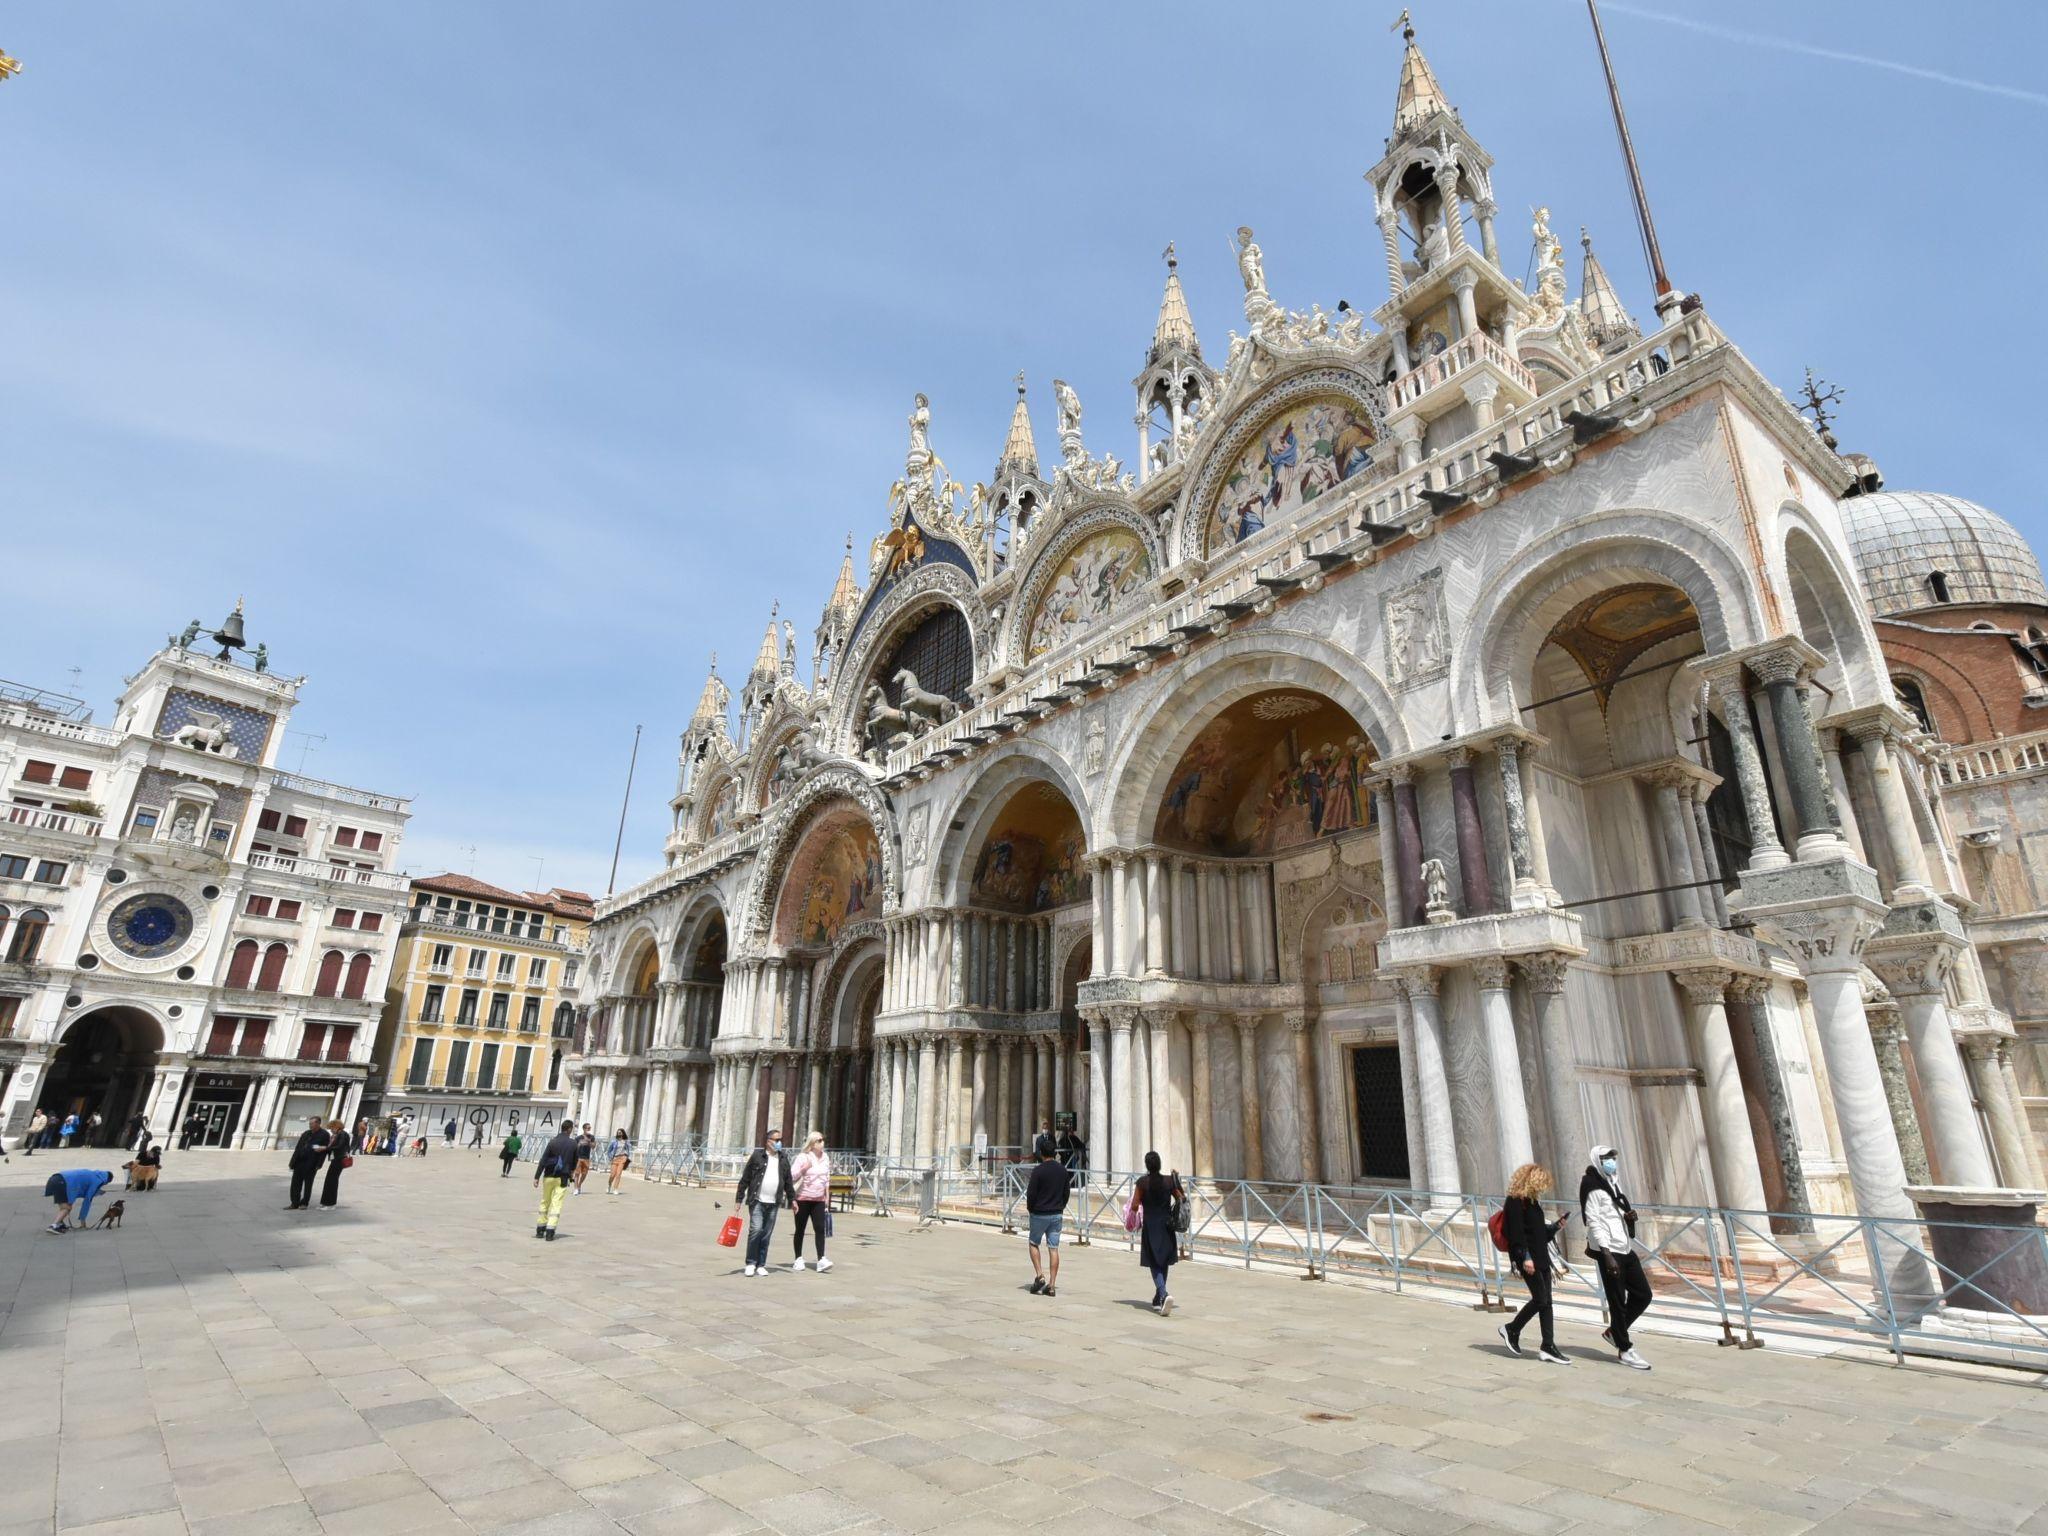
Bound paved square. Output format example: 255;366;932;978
4;1153;2045;1536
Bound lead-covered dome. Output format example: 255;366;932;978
1841;490;2047;617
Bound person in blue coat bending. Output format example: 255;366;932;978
46;1168;115;1233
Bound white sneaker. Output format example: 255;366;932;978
1619;1348;1651;1371
792;1258;806;1271
816;1257;833;1272
1160;1295;1174;1317
743;1264;757;1276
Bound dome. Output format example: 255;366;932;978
1840;490;2048;617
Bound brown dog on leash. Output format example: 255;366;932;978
94;1201;126;1230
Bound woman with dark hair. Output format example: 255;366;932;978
1497;1162;1570;1365
1133;1150;1184;1315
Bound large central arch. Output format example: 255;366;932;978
38;1005;166;1146
738;766;899;948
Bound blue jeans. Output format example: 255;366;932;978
1149;1264;1169;1303
745;1201;780;1267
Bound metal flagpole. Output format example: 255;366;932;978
1585;0;1674;302
606;724;642;898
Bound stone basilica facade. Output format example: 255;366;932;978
575;31;2047;1222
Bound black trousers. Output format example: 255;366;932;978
792;1199;828;1258
1599;1251;1653;1351
319;1161;344;1207
1509;1265;1556;1351
288;1163;317;1208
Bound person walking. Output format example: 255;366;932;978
318;1122;353;1209
789;1131;832;1272
605;1129;632;1194
1497;1162;1572;1365
22;1109;46;1156
500;1129;523;1176
125;1112;149;1151
736;1126;794;1276
1581;1144;1653;1371
1026;1133;1072;1296
468;1119;487;1151
1132;1151;1184;1314
45;1167;115;1233
86;1111;103;1147
572;1124;595;1195
443;1116;458;1147
533;1118;579;1240
59;1112;80;1148
285;1116;331;1210
179;1112;202;1151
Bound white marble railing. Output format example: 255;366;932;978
598;821;766;919
246;849;410;892
1938;729;2048;787
1387;328;1536;411
0;702;120;746
268;769;410;812
5;803;104;838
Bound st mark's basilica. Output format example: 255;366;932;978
567;27;2048;1227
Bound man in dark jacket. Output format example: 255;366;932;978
735;1127;793;1276
285;1117;331;1210
533;1118;580;1240
1024;1134;1072;1297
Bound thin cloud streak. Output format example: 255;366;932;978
1601;2;2048;108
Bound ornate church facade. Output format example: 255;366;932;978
574;30;2047;1221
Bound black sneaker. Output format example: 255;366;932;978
1028;1278;1046;1295
544;1228;557;1242
535;1224;547;1238
1043;1285;1056;1298
1497;1324;1522;1357
1600;1327;1614;1347
1537;1345;1571;1366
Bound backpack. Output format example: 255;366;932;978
1487;1206;1510;1253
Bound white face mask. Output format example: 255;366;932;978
1600;1158;1619;1176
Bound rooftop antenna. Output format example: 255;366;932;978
286;729;326;775
1796;368;1846;450
530;855;546;892
1585;0;1676;312
605;724;643;899
460;843;478;876
65;666;83;697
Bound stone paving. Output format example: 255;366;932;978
3;1152;2047;1536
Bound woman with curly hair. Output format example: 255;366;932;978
1497;1162;1571;1365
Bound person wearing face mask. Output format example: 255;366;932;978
736;1125;795;1276
1580;1144;1653;1371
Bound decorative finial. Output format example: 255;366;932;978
1162;240;1176;270
1392;7;1413;41
1796;368;1846;451
709;650;718;671
1014;370;1026;398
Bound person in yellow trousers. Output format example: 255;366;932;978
533;1118;580;1241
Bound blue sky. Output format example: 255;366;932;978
4;2;2044;895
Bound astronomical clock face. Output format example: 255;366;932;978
107;892;196;960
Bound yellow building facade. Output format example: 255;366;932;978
367;873;591;1144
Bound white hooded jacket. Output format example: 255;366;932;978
1579;1144;1635;1256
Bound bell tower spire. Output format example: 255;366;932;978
1133;243;1217;484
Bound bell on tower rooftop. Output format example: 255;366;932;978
212;597;247;657
1150;243;1200;362
1391;10;1451;139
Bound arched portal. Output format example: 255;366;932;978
38;1007;164;1145
773;805;884;953
671;904;727;1051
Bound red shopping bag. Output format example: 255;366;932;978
718;1213;744;1248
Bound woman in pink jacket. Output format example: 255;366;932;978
790;1131;833;1272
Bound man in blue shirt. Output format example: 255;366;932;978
46;1168;114;1233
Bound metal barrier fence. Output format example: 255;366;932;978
466;1140;2048;1371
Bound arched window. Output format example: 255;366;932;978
1928;570;1952;604
552;1001;575;1038
6;908;49;965
226;938;259;989
343;953;372;1000
314;950;344;997
256;942;290;992
547;1048;563;1091
1892;676;1937;737
0;905;10;955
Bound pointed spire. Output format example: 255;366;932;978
998;372;1040;478
1150;242;1200;361
692;654;728;724
826;534;861;622
1577;226;1638;347
1391;11;1451;139
749;602;781;683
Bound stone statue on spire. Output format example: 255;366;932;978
1053;378;1085;466
1235;227;1282;332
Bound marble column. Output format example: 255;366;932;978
915;1035;939;1161
1397;969;1461;1197
1646;769;1707;927
1709;675;1789;869
1494;738;1541;909
807;1058;826;1140
1147;1010;1171;1171
1020;1038;1038;1144
997;1037;1015;1148
1038;1035;1056;1139
1286;1012;1320;1184
1858;726;1938;900
1870;948;1994;1187
1752;655;1842;860
1109;1012;1137;1176
680;1067;701;1143
1144;855;1168;976
1865;1003;1931;1186
1091;862;1112;977
1674;969;1770;1210
1087;1014;1110;1182
1232;1016;1264;1182
1520;954;1583;1182
970;1036;989;1150
1995;1039;2045;1187
1473;958;1533;1176
1446;748;1493;916
1392;767;1426;926
1962;1037;2027;1187
1725;975;1813;1218
1189;1015;1216;1182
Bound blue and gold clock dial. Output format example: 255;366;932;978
107;893;194;959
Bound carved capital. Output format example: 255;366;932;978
1471;956;1512;991
1518;952;1571;996
1444;746;1475;771
1725;973;1774;1006
1746;647;1807;687
1865;946;1951;999
1233;1014;1261;1042
1391;965;1440;1001
1672;967;1734;1007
